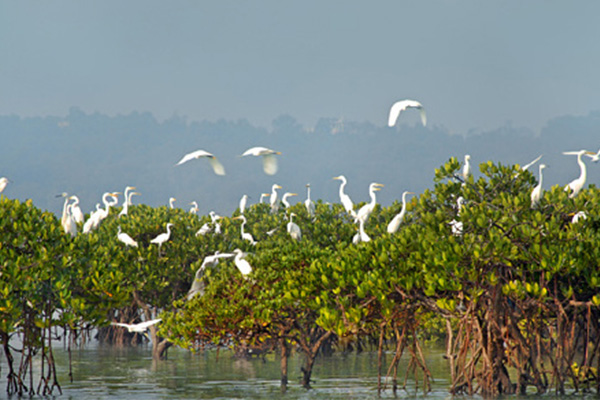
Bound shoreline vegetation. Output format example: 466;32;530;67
2;158;600;397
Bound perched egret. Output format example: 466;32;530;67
169;197;176;209
82;204;101;234
117;226;138;247
59;193;71;231
521;155;543;171
333;175;356;217
259;193;270;204
281;192;298;208
304;184;315;217
187;251;234;300
189;201;199;214
83;192;118;233
572;211;587;224
530;164;546;207
151;223;174;249
175;149;226;175
449;197;466;236
195;222;212;236
209;211;222;234
287;212;302;241
563;150;594;198
586;148;600;163
119;189;140;217
387;191;414;233
352;219;371;244
111;319;162;333
232;249;252;277
233;215;257;245
462;155;471;182
0;177;9;194
239;194;248;214
242;146;281;175
388;99;427;127
355;183;384;224
63;204;78;237
270;184;282;214
68;195;84;224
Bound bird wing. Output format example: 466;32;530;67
521;154;543;171
110;322;132;329
419;107;427;127
388;100;424;127
137;319;162;329
176;150;213;166
242;146;266;156
262;154;279;175
208;157;226;176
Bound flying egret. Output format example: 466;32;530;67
388;99;427;127
530;164;546;208
0;177;9;194
586;148;600;163
270;184;282;214
151;223;174;249
242;146;281;175
287;212;302;241
175;149;226;175
352;218;371;244
462;155;471;182
111;319;162;333
305;184;315;218
189;201;199;214
333;175;356;217
387;191;414;233
239;194;248;214
355;183;384;224
521;155;543;171
117;226;138;247
233;215;257;245
563;150;594;198
232;249;252;277
281;192;298;208
187;251;235;300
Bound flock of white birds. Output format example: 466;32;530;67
2;99;599;332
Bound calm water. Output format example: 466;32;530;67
1;341;455;399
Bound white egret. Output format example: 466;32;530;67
530;164;546;207
239;194;248;214
563;150;594;198
175;149;226;175
59;194;71;231
119;190;140;217
187;251;235;300
67;195;84;224
83;192;118;233
209;211;222;234
259;193;270;204
82;204;101;234
232;248;252;277
151;223;174;249
195;222;212;236
388;99;427;127
521;155;543;171
0;177;9;194
169;197;176;209
333;175;356;217
449;197;465;236
63;204;78;237
189;201;199;214
355;183;384;224
233;215;256;245
117;226;138;247
287;212;302;241
281;192;298;209
270;184;282;214
111;319;162;333
387;191;414;234
586;148;600;163
352;219;371;244
572;211;587;224
305;183;315;217
462;155;471;182
242;146;281;175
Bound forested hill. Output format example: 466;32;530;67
1;107;599;216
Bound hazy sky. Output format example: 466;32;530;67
2;1;600;134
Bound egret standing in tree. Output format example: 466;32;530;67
287;212;302;241
563;150;594;198
151;223;174;250
462;155;471;182
242;146;281;175
187;251;235;300
232;249;252;277
530;164;546;208
189;201;199;214
387;191;414;233
281;192;298;209
175;149;226;175
233;215;257;245
0;177;9;194
388;99;427;127
333;175;356;217
69;195;84;224
239;194;248;215
119;187;138;217
304;183;315;218
168;197;177;209
117;226;138;247
352;218;371;244
270;184;282;214
355;182;384;225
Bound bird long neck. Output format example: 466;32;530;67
102;193;112;212
61;198;70;225
577;153;586;182
368;186;378;206
538;166;544;187
339;180;346;198
400;193;408;215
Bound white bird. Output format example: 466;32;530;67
259;193;270;203
175;149;226;175
287;212;302;241
187;251;235;300
281;192;298;209
352;218;371;244
233;215;256;245
0;177;9;194
530;164;546;208
387;191;414;234
242;146;281;175
270;184;282;214
83;192;118;233
82;204;101;234
209;211;222;234
571;211;587;224
462;155;471;182
117;226;138;247
189;201;199;214
333;175;356;217
355;183;384;224
195;222;212;236
563;150;594;198
119;186;137;217
169;197;176;209
239;194;248;215
305;183;315;218
63;203;78;237
586;148;600;163
388;99;427;127
111;319;162;333
232;249;252;277
521;155;543;171
449;197;466;236
151;223;174;249
69;195;84;224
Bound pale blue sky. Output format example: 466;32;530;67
2;1;599;134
